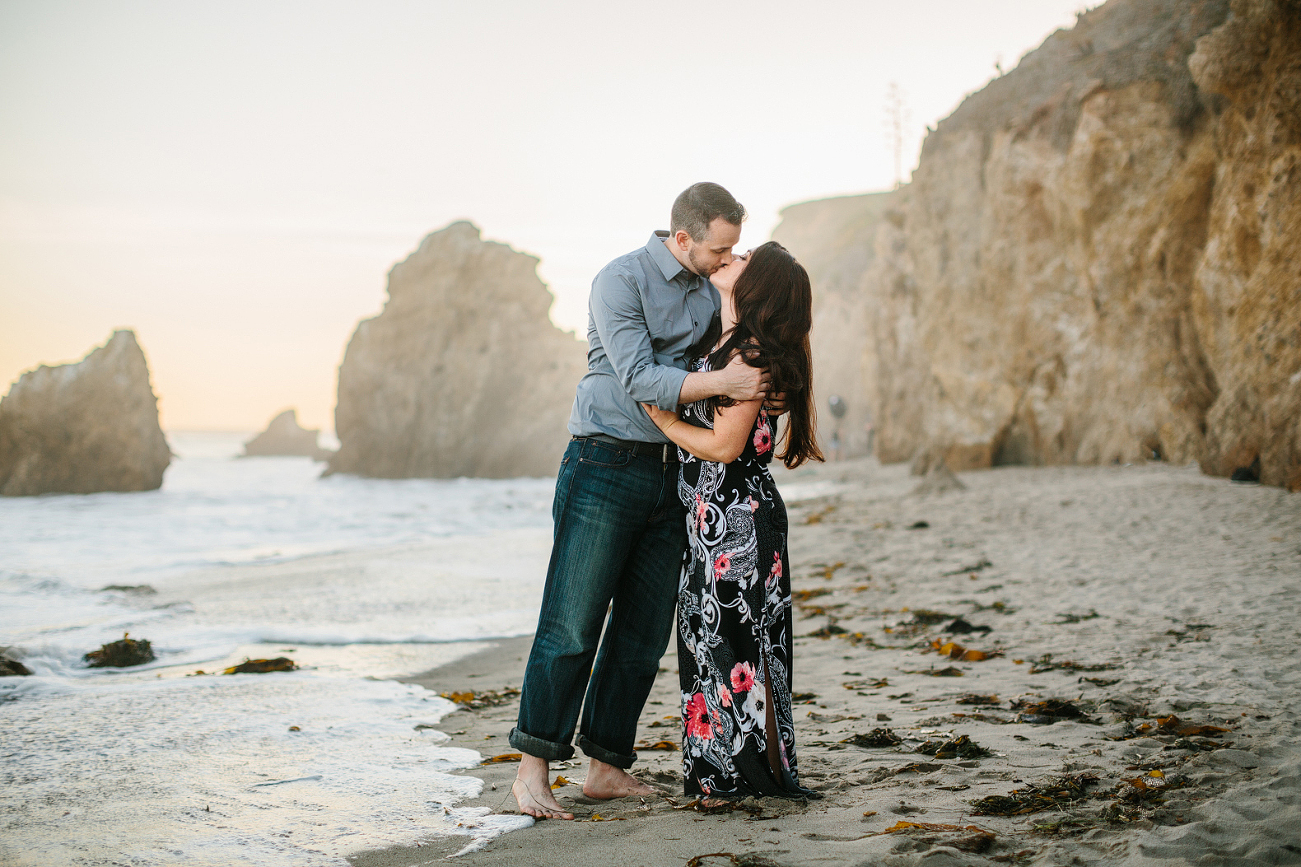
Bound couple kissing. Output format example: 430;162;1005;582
509;182;822;819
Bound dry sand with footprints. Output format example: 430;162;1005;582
354;457;1300;867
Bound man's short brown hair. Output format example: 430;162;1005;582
670;182;746;242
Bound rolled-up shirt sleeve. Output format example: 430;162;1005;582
591;268;690;410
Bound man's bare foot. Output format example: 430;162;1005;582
581;757;655;800
512;755;573;820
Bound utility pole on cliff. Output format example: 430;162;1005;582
884;82;910;189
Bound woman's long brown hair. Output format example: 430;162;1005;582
687;241;823;469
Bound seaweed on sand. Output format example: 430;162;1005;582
915;734;992;759
1010;698;1097;724
685;852;789;867
438;687;521;709
791;588;832;602
878;821;996;853
956;693;1000;705
1109;714;1232;740
841;727;903;748
1029;653;1120;674
929;638;1000;662
971;772;1098;816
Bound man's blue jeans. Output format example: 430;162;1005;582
509;436;686;769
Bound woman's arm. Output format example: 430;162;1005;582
643;399;763;464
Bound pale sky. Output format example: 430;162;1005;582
0;0;1090;432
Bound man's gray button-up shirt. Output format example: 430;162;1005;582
567;231;720;443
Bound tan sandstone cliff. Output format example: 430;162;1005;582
0;330;171;495
328;221;587;479
772;193;895;459
785;0;1299;490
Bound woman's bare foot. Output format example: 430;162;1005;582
512;755;573;820
581;758;655;799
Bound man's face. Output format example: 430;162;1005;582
679;217;741;277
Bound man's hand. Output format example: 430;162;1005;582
763;391;789;418
716;353;770;402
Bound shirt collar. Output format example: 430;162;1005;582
647;230;695;284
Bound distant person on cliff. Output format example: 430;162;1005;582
643;241;822;801
510;183;771;819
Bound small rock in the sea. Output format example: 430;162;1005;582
99;584;157;595
1;650;32;677
84;633;155;668
876;713;891;721
288;725;301;732
908;520;931;530
223;657;297;675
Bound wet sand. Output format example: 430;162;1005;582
350;458;1301;867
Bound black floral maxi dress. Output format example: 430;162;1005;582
675;358;811;798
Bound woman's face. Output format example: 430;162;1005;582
709;249;750;292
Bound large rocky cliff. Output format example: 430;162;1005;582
0;330;171;495
772;193;896;459
328;221;587;479
786;0;1300;490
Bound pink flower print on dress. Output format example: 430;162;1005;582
730;661;756;693
713;552;731;576
767;551;782;587
685;693;714;741
695;494;707;530
716;681;733;707
753;419;772;455
748;496;759;513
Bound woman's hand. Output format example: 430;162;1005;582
641;403;680;434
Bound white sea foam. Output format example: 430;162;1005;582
0;433;556;865
0;670;516;866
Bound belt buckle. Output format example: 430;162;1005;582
662;443;669;464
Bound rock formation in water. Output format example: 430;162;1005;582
242;409;333;460
782;0;1300;490
328;221;587;479
772;193;895;459
0;330;171;496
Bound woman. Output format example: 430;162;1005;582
643;240;822;799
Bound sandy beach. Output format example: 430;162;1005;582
351;457;1300;867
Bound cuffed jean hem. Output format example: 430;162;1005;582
509;726;575;762
577;734;635;769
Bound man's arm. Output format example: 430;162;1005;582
591;269;691;410
592;269;770;409
678;353;770;405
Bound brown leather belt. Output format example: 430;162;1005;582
575;434;678;463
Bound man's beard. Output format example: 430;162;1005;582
687;246;715;276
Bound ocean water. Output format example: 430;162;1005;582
0;433;840;865
0;433;554;865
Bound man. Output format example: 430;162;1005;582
510;183;769;819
